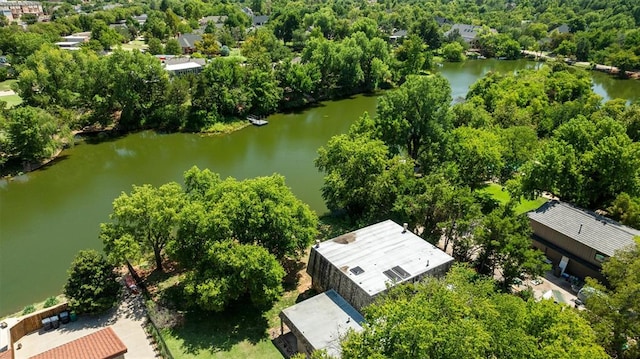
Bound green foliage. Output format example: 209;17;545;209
448;126;504;188
183;240;284;312
608;193;640;229
442;42;465;62
175;167;318;261
583;237;640;358
374;74;453;168
3;106;67;164
164;38;182;56
520;116;640;208
63;249;120;314
22;304;35;315
341;265;607;359
147;37;164;55
101;182;185;271
316;113;414;219
474;206;550;289
43;296;59;308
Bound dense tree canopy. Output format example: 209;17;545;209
583;237;640;358
101;182;185;271
341;265;607;359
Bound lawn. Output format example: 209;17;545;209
159;292;298;359
0;79;17;91
145;262;304;359
478;183;547;214
0;94;22;108
121;40;148;51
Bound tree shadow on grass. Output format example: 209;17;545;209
166;299;270;355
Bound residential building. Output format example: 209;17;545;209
54;32;90;50
444;23;497;47
0;0;43;22
252;15;268;27
177;33;202;54
279;290;363;358
551;24;570;34
280;220;454;358
389;29;407;43
165;62;203;76
528;200;639;281
306;220;454;311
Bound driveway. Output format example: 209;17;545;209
14;294;157;359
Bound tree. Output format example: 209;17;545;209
474;206;549;290
147;37;164;54
316;116;414;219
448;126;504;188
374;74;453;170
63;250;120;314
183;240;284;312
608;193;640;229
583;237;640;358
442;42;464;62
101;182;185;271
173;167;318;261
164;38;182;55
342;265;607;359
5;106;68;164
520;116;640;209
195;33;219;56
21;13;37;25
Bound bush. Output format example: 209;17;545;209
22;304;35;315
64;250;120;314
43;296;59;308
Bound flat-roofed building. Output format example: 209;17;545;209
165;62;203;76
307;220;454;311
280;290;363;358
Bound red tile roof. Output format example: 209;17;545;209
29;327;127;359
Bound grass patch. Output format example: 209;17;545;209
0;79;17;91
0;94;22;108
159;293;296;359
121;40;148;51
477;183;547;214
202;119;249;135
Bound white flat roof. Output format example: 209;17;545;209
55;41;82;46
165;62;202;71
281;290;363;358
315;220;454;296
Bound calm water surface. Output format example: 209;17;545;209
1;60;638;315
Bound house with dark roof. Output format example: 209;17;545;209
527;200;640;281
252;15;268;27
177;33;202;54
551;24;570;34
444;23;496;47
389;29;407;43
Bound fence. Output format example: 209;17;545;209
9;302;68;342
125;260;175;359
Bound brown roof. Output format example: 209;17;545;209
29;327;127;359
0;350;13;359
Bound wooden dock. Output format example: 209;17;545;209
247;116;268;126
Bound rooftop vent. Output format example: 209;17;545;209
383;265;411;282
402;223;408;233
350;266;365;275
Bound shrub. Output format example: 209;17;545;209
64;250;120;314
22;304;35;315
43;296;59;308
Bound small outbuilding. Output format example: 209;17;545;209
280;290;363;358
307;220;454;311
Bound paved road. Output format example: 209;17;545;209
14;294;157;359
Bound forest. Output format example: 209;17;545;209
1;0;640;357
